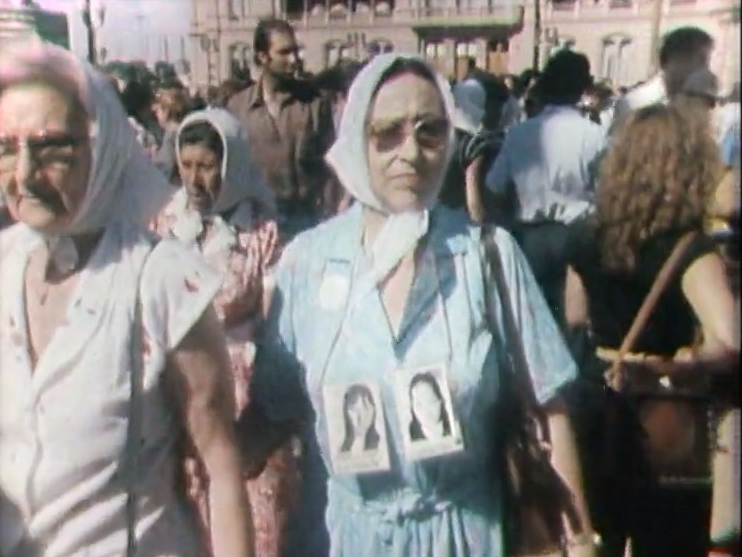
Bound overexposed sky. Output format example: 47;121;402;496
34;0;191;63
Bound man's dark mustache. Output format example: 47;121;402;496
186;183;208;197
24;182;65;214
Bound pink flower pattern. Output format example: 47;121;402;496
153;205;299;557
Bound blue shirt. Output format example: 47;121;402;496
252;204;577;557
721;123;740;168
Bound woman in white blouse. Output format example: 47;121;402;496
0;42;253;557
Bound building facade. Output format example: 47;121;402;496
0;0;70;48
188;0;739;91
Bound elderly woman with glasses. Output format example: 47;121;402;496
239;53;595;557
0;43;252;557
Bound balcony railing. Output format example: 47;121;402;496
285;2;522;27
545;0;709;18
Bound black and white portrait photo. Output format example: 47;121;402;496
394;365;464;461
340;384;381;454
408;372;453;442
323;381;391;475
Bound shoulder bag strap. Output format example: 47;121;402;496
607;231;698;389
480;227;545;430
125;239;159;557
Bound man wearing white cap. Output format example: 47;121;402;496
610;26;714;134
677;67;721;113
674;69;739;223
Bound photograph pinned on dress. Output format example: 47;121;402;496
393;364;465;462
323;381;391;475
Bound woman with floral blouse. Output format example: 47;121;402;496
153;108;298;557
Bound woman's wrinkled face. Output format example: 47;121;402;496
0;81;92;234
411;380;443;427
178;143;222;213
366;72;450;213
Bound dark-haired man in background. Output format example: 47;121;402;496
485;50;606;322
610;26;714;133
228;18;343;242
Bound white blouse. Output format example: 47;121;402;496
0;221;221;557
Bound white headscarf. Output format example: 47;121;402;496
0;41;173;272
169;108;276;253
325;53;456;292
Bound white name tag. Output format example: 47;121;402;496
318;273;350;312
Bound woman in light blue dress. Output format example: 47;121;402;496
243;54;596;557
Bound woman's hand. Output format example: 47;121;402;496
183;456;208;499
167;306;254;557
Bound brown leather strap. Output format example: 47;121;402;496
607;232;698;389
481;228;546;434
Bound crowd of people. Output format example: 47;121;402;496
0;15;738;557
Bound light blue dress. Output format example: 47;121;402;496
253;204;577;557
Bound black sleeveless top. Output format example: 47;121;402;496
567;220;718;357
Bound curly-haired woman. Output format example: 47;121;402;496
564;104;739;557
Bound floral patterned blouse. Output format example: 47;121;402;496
153;200;299;557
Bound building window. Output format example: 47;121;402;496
309;3;325;16
455;41;477;58
285;0;303;17
325;41;348;67
375;0;394;15
486;40;510;75
547;37;575;60
551;0;576;10
425;41;446;59
601;34;633;85
352;1;371;13
424;41;448;76
368;39;394;56
422;0;445;12
229;42;251;79
329;2;349;19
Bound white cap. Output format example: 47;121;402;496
452;78;486;134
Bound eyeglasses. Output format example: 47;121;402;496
367;117;450;152
0;131;87;173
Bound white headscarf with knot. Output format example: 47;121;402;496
0;41;173;272
325;53;456;294
169;108;276;254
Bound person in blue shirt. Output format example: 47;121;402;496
240;53;595;557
